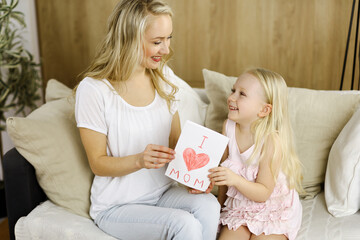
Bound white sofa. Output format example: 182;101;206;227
5;69;360;240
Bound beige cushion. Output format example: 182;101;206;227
7;94;93;218
45;79;73;102
325;106;360;217
202;68;360;198
203;69;237;133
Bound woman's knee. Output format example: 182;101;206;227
193;193;221;215
168;210;202;239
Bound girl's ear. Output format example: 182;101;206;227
258;104;272;118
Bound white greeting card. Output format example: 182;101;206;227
165;120;229;191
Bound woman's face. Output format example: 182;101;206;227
142;14;172;69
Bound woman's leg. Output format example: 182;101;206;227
157;185;221;240
95;203;202;240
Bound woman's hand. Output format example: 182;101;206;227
188;180;214;194
136;144;175;169
208;167;241;187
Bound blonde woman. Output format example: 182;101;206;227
209;68;303;240
75;0;220;239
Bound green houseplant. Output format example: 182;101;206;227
0;0;42;157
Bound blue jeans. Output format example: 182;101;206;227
94;185;220;240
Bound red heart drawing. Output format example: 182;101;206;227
183;148;210;171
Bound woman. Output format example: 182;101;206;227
75;0;220;239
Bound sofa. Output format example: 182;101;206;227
3;68;360;240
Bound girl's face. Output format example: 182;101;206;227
227;73;267;125
142;14;172;69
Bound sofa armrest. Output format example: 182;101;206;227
2;147;47;240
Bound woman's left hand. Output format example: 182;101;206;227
188;180;214;194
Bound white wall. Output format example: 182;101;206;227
1;0;42;179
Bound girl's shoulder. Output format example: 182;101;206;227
260;131;282;165
223;119;236;135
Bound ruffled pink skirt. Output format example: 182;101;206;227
219;160;302;240
220;186;302;240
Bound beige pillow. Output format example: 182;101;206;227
6;95;93;218
203;69;237;133
45;79;73;102
288;88;360;198
203;68;360;199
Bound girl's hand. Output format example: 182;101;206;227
188;180;214;194
136;144;175;169
208;167;240;187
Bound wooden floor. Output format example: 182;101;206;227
0;218;10;240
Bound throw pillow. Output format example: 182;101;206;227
288;88;360;198
6;97;93;218
325;106;360;217
165;67;208;127
202;68;360;199
45;79;73;102
202;69;237;133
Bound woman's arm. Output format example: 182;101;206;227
79;128;175;177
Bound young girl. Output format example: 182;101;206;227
75;0;219;239
209;68;303;240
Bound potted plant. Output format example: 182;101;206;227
0;0;42;158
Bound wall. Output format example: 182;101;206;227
35;0;358;90
166;0;358;90
35;0;118;88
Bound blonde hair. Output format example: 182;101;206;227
79;0;177;108
247;68;304;193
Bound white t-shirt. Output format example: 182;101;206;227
75;71;178;219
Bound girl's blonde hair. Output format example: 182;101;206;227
79;0;177;107
247;68;304;193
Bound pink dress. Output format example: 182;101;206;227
219;120;302;240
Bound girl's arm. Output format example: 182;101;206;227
79;128;175;177
210;134;281;202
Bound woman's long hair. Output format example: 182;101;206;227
247;68;304;193
79;0;177;108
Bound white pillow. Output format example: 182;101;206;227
164;67;208;127
325;106;360;217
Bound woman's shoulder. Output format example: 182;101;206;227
78;77;114;94
162;65;175;81
79;77;105;87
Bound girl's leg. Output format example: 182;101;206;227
250;233;288;240
218;225;251;240
157;185;221;240
95;203;202;240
